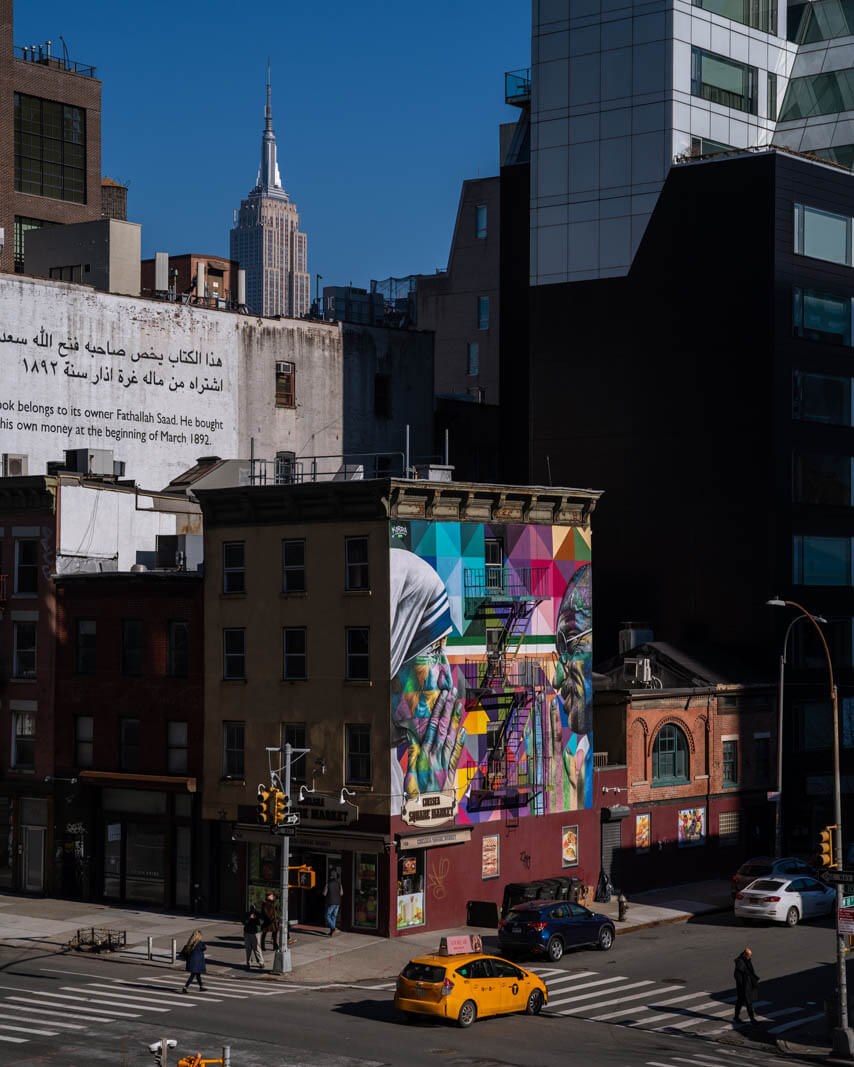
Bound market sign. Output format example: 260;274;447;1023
296;794;355;827
397;827;472;850
401;789;457;828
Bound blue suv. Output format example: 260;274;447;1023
497;900;615;961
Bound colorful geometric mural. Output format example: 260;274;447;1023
389;521;593;826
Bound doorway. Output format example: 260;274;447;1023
21;826;44;892
301;852;341;926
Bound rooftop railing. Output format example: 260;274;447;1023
505;68;531;106
15;45;96;78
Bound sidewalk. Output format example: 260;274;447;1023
0;879;731;984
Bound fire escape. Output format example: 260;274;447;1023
462;563;550;826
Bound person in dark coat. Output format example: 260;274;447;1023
261;891;279;952
733;947;759;1023
182;929;207;993
324;873;342;936
244;906;264;970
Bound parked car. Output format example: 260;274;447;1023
734;875;835;927
501;876;584;918
394;952;547;1028
497;899;615;961
730;856;812;899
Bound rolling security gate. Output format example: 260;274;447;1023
600;806;630;886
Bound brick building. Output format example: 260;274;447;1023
140;253;240;310
595;642;776;891
0;1;102;274
53;571;203;906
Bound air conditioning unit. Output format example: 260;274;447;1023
113;460;126;478
64;448;114;476
2;454;27;477
155;534;204;572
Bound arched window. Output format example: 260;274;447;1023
652;724;689;784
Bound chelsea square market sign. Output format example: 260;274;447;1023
0;288;238;486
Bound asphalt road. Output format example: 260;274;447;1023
0;907;841;1067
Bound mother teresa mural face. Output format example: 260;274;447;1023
390;548;467;807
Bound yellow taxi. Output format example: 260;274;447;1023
394;951;548;1027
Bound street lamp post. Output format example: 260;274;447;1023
768;597;854;1059
773;612;826;859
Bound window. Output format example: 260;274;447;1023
467;342;479;376
780;69;854;120
167;621;189;677
813;145;854;169
14;539;38;594
275;360;295;407
12;712;35;768
476;204;487;239
222;721;245;778
345;536;369;591
790;0;854;42
691;0;776;33
754;735;770;783
795;700;833;750
794;203;852;266
223;542;246;594
74;715;93;768
282;539;306;592
477;296;489;330
346;627;370;680
793;616;853;668
75;619;96;674
282;722;306;783
121;619;143;676
223;628;246;679
120;717;140;771
12;621;36;679
346;723;372;784
167;721;188;774
13;216;54;273
719;810;741;846
793;287;852;346
49;264;82;283
283;627;307;680
793;535;853;585
722;739;738;786
690;136;734;157
690;48;758;114
768;72;778;118
374;373;392;418
651;724;690;784
794;453;854;506
794;371;853;426
485;537;504;590
14;93;86;203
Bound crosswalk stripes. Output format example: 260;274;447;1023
528;964;826;1041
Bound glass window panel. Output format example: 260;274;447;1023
780;69;854;120
797;204;852;265
282;539;306;592
793;534;853;585
467;342;479;376
476;204;487;239
794;453;853;506
793;286;852;345
691;48;758;113
794;371;852;425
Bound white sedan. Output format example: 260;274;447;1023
734;875;835;927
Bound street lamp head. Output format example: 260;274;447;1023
766;597;786;608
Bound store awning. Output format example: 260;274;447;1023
232;824;390;853
397;827;472;850
78;771;196;792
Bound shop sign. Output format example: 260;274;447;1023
296;794;354;827
401;789;457;828
398;827;472;850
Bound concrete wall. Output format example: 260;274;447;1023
26;218;141;295
0;273;343;489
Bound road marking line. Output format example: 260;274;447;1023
0;1035;26;1044
595;991;711;1022
659;1000;771;1032
6;993;144;1017
546;975;631;1004
761;1007;803;1019
644;1061;677;1067
360;983;396;989
548;978;649;1009
767;1011;825;1035
542;970;599;986
59;986;171;1011
668;1057;728;1067
559;984;680;1014
0;1022;58;1036
143;978;250;999
0;1001;116;1023
81;982;208;1006
0;1011;83;1030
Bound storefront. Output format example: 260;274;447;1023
394;827;471;934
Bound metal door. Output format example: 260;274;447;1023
21;826;44;892
600;821;621;882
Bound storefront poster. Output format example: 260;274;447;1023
635;813;650;853
481;834;500;879
401;855;417;876
678;807;705;847
561;825;578;867
397;892;424;929
354;852;378;930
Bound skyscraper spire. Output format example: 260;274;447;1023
257;58;284;193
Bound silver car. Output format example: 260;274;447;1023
734;876;835;927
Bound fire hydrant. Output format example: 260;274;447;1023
618;893;629;922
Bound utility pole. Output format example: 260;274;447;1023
266;742;309;975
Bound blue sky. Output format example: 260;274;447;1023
16;1;529;292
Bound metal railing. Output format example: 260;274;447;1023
505;68;531;105
15;46;96;77
463;565;550;600
462;659;549;691
592;751;610;769
249;451;407;486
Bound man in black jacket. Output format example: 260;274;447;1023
734;947;759;1024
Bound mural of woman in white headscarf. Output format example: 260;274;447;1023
390;548;468;801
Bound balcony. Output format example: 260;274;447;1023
505;68;531;107
462;659;549;692
463;565;549;602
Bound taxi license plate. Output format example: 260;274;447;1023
512;925;521;933
416;986;424;997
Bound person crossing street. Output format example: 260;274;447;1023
733;947;759;1024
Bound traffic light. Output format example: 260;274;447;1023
819;825;835;868
297;865;316;889
272;789;288;825
256;785;272;825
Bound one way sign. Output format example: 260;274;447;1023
278;813;300;826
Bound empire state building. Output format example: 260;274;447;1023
229;71;310;318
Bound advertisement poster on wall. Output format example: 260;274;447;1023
481;834;500;879
678;807;706;847
561;825;579;867
635;813;651;853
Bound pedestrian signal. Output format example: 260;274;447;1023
297;866;316;889
819;826;835;867
272;789;288;825
256;785;273;825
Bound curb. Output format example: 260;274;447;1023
613;904;731;935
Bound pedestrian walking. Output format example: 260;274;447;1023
323;872;342;936
181;929;207;993
244;905;265;970
733;947;759;1024
261;891;279;952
